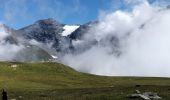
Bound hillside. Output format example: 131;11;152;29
0;62;170;100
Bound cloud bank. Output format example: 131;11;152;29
61;1;170;77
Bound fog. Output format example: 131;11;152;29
0;24;24;61
61;1;170;77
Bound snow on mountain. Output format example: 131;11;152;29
51;55;58;59
60;25;80;36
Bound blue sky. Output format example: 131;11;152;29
0;0;112;29
0;0;169;29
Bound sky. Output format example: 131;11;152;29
0;0;169;29
0;0;112;29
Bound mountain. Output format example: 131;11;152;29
0;23;53;62
19;18;74;53
19;18;98;46
20;18;64;43
0;18;122;62
0;18;120;62
18;18;100;56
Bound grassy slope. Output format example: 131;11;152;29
0;62;170;100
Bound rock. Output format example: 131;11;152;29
127;90;162;100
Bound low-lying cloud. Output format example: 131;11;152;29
0;25;24;61
61;1;170;77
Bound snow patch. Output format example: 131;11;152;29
60;25;79;36
51;55;58;59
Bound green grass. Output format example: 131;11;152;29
0;61;170;100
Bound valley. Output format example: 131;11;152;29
0;62;169;100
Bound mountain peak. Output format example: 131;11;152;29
35;18;61;26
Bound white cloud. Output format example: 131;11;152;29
0;43;23;61
0;25;24;61
62;1;170;77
